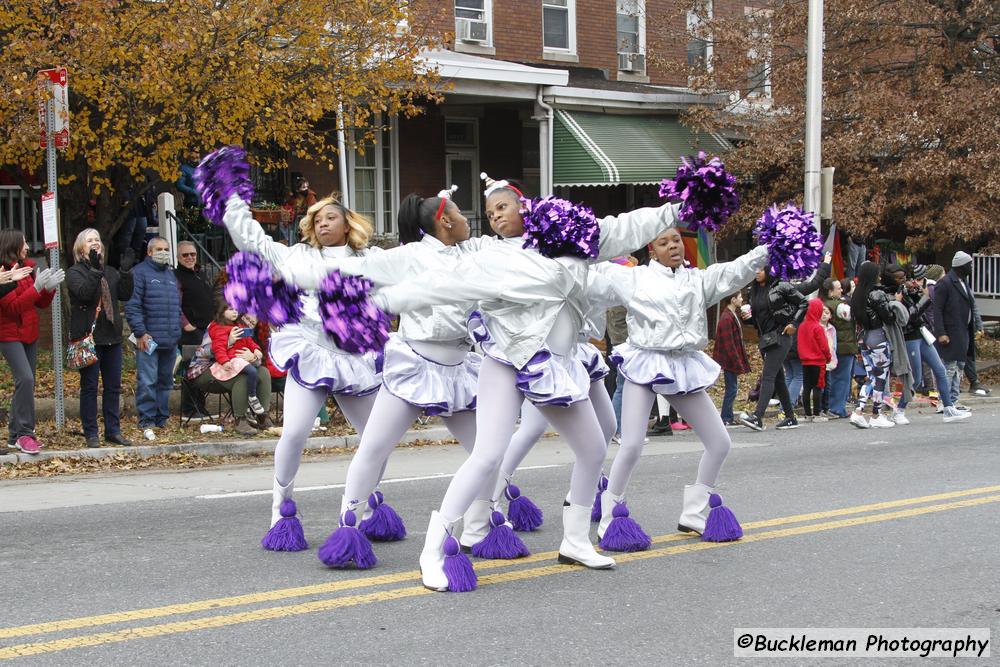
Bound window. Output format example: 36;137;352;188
543;0;575;53
746;6;772;97
617;0;645;75
350;114;398;236
455;0;492;46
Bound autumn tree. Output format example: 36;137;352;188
0;0;442;244
651;0;1000;251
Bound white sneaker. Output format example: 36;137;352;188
810;415;829;423
935;404;944;414
768;399;780;407
869;414;896;428
849;412;870;429
611;433;622;445
143;428;156;441
943;406;972;423
953;404;971;412
891;410;910;425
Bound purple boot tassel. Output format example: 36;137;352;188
317;508;377;569
505;484;543;532
442;534;477;592
598;501;652;552
261;498;309;552
359;491;407;542
591;474;609;523
701;493;743;542
472;511;530;559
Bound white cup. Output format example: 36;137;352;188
740;304;752;317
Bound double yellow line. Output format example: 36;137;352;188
3;484;999;660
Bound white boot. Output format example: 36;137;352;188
419;511;453;591
678;483;712;534
459;499;493;550
492;473;509;505
597;491;625;540
270;478;294;527
558;504;616;569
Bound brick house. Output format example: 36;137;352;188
282;0;744;240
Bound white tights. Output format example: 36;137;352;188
607;381;731;497
342;387;477;506
491;379;616;492
273;376;377;487
439;356;606;522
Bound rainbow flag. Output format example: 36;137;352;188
680;227;712;269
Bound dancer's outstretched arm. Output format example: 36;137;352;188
594;203;680;262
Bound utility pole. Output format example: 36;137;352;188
804;0;824;231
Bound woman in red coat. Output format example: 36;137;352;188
0;230;64;453
712;291;752;425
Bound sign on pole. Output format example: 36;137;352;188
37;67;69;149
38;66;69;428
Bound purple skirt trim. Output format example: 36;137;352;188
380;335;479;417
575;341;610;382
610;343;720;396
469;312;589;406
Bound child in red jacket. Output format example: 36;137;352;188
207;300;267;418
797;298;833;421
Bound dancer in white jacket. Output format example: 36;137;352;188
593;227;769;550
369;176;680;591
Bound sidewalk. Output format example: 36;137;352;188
4;395;997;466
0;425;454;465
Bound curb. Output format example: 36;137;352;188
0;425;454;465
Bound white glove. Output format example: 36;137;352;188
33;268;52;292
43;268;65;290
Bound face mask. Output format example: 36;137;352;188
151;250;171;265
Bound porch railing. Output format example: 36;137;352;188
972;253;1000;297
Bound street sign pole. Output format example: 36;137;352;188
45;100;65;428
804;0;824;232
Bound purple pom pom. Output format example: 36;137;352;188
658;152;740;232
194;146;254;226
260;499;308;552
442;534;478;592
223;252;304;326
591;474;609;523
317;270;391;354
504;483;544;532
317;508;377;569
754;203;824;281
359;492;407;542
471;511;530;559
598;501;652;552
519;196;600;259
701;494;743;542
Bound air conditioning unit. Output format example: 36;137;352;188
456;18;489;43
618;52;646;73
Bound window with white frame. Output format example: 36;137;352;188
350;115;399;236
455;0;492;46
686;1;713;74
745;6;772;97
616;0;645;74
543;0;576;53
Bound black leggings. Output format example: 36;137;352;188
802;364;823;417
753;334;794;419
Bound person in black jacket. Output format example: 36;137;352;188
175;241;216;418
933;251;978;407
740;253;832;431
66;229;135;448
847;261;900;429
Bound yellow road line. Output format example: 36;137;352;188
2;484;998;641
1;493;998;660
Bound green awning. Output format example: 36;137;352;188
553;110;732;187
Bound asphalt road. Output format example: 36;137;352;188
2;400;998;665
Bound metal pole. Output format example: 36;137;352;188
46;100;65;428
804;0;824;231
337;103;350;209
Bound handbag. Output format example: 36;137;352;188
67;304;100;371
757;330;781;351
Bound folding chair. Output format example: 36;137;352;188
179;345;233;427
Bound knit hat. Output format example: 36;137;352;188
925;264;945;281
911;263;927;279
952;251;973;268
